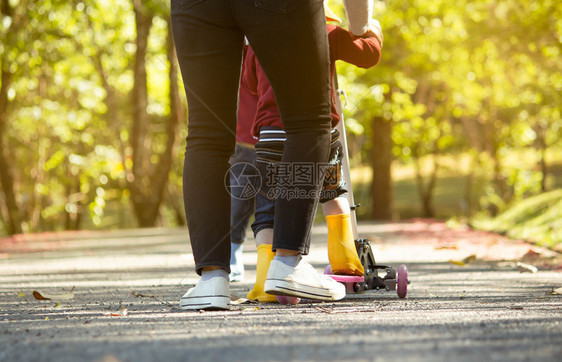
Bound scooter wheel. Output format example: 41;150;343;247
397;264;408;299
277;296;301;305
324;265;332;275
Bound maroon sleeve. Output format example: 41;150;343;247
241;46;259;95
329;25;381;69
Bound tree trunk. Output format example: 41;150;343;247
370;115;393;220
0;67;22;235
540;147;547;192
463;152;479;217
129;6;181;227
536;133;548;192
130;1;155;226
413;155;437;218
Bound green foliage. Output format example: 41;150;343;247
332;0;561;218
0;0;560;234
0;0;186;234
473;189;562;248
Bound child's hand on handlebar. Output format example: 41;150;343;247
356;19;383;47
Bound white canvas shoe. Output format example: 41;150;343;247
264;258;346;301
179;277;230;311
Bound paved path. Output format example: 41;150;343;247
1;220;561;362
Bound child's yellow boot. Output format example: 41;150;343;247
327;213;364;276
247;244;278;303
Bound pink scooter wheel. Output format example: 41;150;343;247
397;264;408;299
277;296;300;305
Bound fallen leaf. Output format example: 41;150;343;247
53;302;62;308
230;294;257;305
463;254;477;264
546;287;562;295
18;291;25;298
33;287;75;301
449;260;466;266
450;254;478;266
45;317;50;321
131;291;155;298
516;262;538;273
107;306;128;317
521;249;541;262
435;245;458;250
314;307;358;314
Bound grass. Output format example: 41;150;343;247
471;189;562;249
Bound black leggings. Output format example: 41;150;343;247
171;0;332;274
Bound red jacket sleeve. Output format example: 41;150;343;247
328;25;381;69
241;46;259;95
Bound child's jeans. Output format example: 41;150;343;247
252;127;348;236
171;0;332;273
229;143;257;245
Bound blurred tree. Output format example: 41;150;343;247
128;0;181;227
0;0;559;234
334;0;561;219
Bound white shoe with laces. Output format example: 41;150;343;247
264;258;345;301
179;277;230;311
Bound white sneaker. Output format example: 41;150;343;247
264;258;346;301
179;277;230;311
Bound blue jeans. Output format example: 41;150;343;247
171;0;332;273
229;144;257;245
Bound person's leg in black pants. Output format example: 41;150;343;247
172;1;243;278
172;0;343;309
235;0;333;255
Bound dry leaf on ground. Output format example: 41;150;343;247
449;260;466;266
230;294;257;305
546;287;562;295
107;306;128;317
435;245;458;250
521;249;541;262
450;254;477;266
33;287;75;301
516;262;538;273
463;254;477;264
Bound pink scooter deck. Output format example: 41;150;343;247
326;274;364;294
324;265;365;294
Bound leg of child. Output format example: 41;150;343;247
247;231;277;302
247;156;278;302
321;136;364;276
229;144;257;282
322;197;363;276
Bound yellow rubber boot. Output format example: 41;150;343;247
247;244;278;303
327;213;364;276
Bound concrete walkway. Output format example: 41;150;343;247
0;220;561;361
